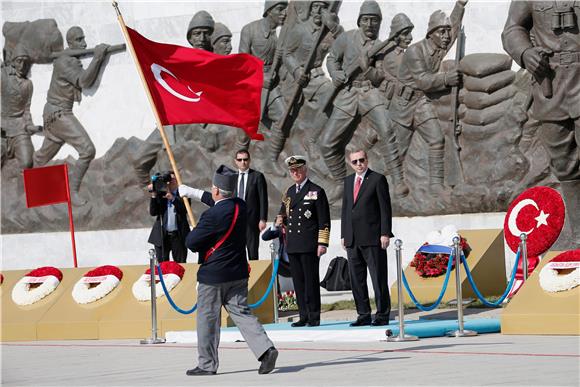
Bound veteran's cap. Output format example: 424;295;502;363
285;155;307;169
213;165;237;192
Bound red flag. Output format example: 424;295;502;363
126;27;264;140
23;164;70;208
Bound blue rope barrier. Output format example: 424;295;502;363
461;249;521;307
401;250;455;311
157;257;281;314
248;257;280;308
157;264;197;314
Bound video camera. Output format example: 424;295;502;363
150;171;173;196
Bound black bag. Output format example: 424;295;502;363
320;256;351;291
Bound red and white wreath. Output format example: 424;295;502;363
72;265;124;304
410;225;471;278
11;266;63;306
132;261;185;301
539;250;580;293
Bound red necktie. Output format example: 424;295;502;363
354;176;362;201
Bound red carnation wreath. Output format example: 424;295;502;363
539;250;580;293
132;261;185;301
11;266;63;305
411;237;471;278
72;265;124;304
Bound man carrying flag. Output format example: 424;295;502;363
129;10;264;185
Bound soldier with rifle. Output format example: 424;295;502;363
279;1;343;155
33;26;113;205
239;0;289;177
318;0;409;201
388;0;468;192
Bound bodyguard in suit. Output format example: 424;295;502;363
184;165;278;376
234;149;269;260
341;150;393;326
281;155;331;327
147;171;190;263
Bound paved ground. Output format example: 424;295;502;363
3;333;579;386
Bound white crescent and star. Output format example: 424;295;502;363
507;198;550;237
150;63;202;103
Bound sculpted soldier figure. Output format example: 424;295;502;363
33;27;110;204
319;0;409;200
133;11;215;185
388;1;467;191
502;1;580;244
211;22;232;55
1;45;40;170
239;0;289;177
280;1;343;155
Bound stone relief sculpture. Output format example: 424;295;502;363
32;26;112;205
1;45;40;170
318;0;408;201
388;0;467;193
502;0;580;246
239;0;290;177
0;2;575;249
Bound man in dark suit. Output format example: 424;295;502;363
184;165;277;376
341;149;393;326
282;155;331;327
234;149;269;260
147;171;190;263
178;150;268;261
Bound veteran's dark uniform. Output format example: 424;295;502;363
281;178;330;324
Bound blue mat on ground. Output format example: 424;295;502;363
222;318;500;338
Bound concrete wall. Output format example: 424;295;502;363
1;0;511;158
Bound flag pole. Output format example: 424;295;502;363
63;164;79;268
112;0;197;227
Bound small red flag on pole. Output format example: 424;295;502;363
23;164;78;268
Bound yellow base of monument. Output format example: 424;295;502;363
1;261;274;341
391;229;506;306
501;251;579;335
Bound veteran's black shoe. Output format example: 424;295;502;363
258;347;278;374
349;317;372;327
307;320;320;327
371;318;390;326
186;367;216;376
291;319;308;327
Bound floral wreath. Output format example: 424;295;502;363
72;265;124;304
11;266;63;306
409;225;471;278
132;261;185;301
539;250;580;293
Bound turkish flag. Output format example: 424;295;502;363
23;164;70;208
127;27;264;140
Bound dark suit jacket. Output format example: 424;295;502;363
148;193;190;246
281;179;331;254
198;169;268;228
186;197;249;284
341;169;394;248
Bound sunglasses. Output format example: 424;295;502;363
236;158;249;162
350;158;366;165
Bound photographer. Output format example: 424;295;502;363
147;171;190;263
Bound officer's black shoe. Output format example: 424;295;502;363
291;319;308;327
258;347;278;374
307;320;320;327
186;367;216;376
349;317;372;327
371;318;390;326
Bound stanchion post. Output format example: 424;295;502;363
141;249;166;344
447;237;477;338
387;239;418;342
519;233;528;281
270;243;279;324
